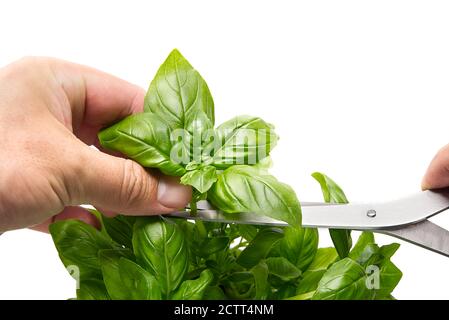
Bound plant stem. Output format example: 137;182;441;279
196;220;207;238
190;200;197;215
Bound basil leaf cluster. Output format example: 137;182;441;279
98;49;287;225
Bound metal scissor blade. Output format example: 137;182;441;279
380;220;449;257
302;189;449;230
168;210;288;226
176;201;342;226
188;189;449;229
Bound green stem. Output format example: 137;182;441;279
196;220;207;239
190;200;198;215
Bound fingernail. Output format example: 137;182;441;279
421;177;430;191
157;176;192;209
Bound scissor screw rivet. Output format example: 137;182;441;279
366;209;376;218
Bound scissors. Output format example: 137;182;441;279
167;189;449;258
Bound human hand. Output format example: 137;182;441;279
422;144;449;190
0;57;191;232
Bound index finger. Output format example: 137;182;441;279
47;58;145;141
422;144;449;190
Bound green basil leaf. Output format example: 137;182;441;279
50;220;120;281
361;241;402;299
357;243;381;266
295;270;326;297
348;234;401;298
209;165;301;226
251;260;270;300
374;260;402;299
329;230;352;259
180;165;217;193
349;232;376;265
86;208;111;238
144;49;214;132
265;257;302;282
171;269;214;300
98;249;133;300
307;247;339;272
101;215;136;249
312;172;351;258
76;279;110;300
98;113;185;176
236;227;284;268
186;161;200;171
204;115;278;168
194;236;230;258
238;225;259;242
295;247;339;297
270;284;298;299
279;226;318;272
379;243;400;259
118;258;162;300
312;258;373;300
203;286;227;300
132;217;189;297
311;172;348;203
223;271;254;284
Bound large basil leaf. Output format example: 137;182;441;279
132;217;189;298
98;249;134;300
236;227;284;268
181;165;217;193
50;220;120;281
98;113;185;176
279;226;318;272
101;214;136;249
171;269;214;300
144;49;214;133
100;250;161;300
203;115;278;168
118;258;162;300
312;172;351;258
209;165;301;226
265;257;302;282
312;258;373;300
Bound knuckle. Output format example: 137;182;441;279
120;160;155;206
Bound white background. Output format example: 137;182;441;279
0;0;449;299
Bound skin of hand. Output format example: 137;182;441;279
0;57;192;232
422;144;449;190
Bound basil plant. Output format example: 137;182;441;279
50;50;403;300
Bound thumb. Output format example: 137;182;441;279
422;144;449;190
75;147;192;215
